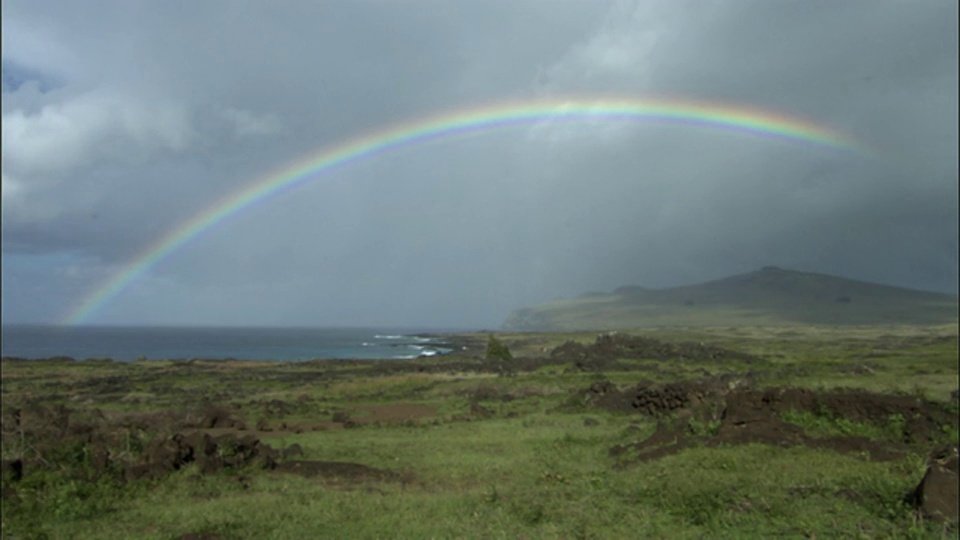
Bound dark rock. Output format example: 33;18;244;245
124;463;166;482
1;459;23;482
913;447;959;523
282;444;304;460
184;432;217;458
89;447;110;473
198;408;245;429
470;402;493;419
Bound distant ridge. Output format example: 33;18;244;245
503;267;959;330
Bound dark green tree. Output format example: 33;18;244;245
485;334;513;361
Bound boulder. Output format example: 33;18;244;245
913;445;959;523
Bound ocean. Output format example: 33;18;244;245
0;325;462;362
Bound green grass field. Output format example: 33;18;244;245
2;324;957;539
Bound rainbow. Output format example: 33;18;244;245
63;96;866;325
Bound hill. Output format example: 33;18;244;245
503;267;959;330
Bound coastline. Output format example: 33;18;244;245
0;330;487;364
0;325;482;363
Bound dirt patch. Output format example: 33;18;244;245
187;407;248;430
124;431;277;481
274;460;407;484
260;399;294;418
723;387;952;444
353;403;437;425
612;415;909;465
602;380;958;465
0;401;419;492
552;332;764;372
575;376;745;417
456;383;545;403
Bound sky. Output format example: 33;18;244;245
1;0;957;329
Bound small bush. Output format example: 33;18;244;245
485;335;513;361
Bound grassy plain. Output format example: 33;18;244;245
2;324;958;539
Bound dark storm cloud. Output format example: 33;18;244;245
1;0;956;326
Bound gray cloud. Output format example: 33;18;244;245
2;0;956;327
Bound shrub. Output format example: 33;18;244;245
485;334;513;361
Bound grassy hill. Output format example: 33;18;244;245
503;267;959;330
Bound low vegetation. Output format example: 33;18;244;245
2;324;958;538
484;333;513;361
